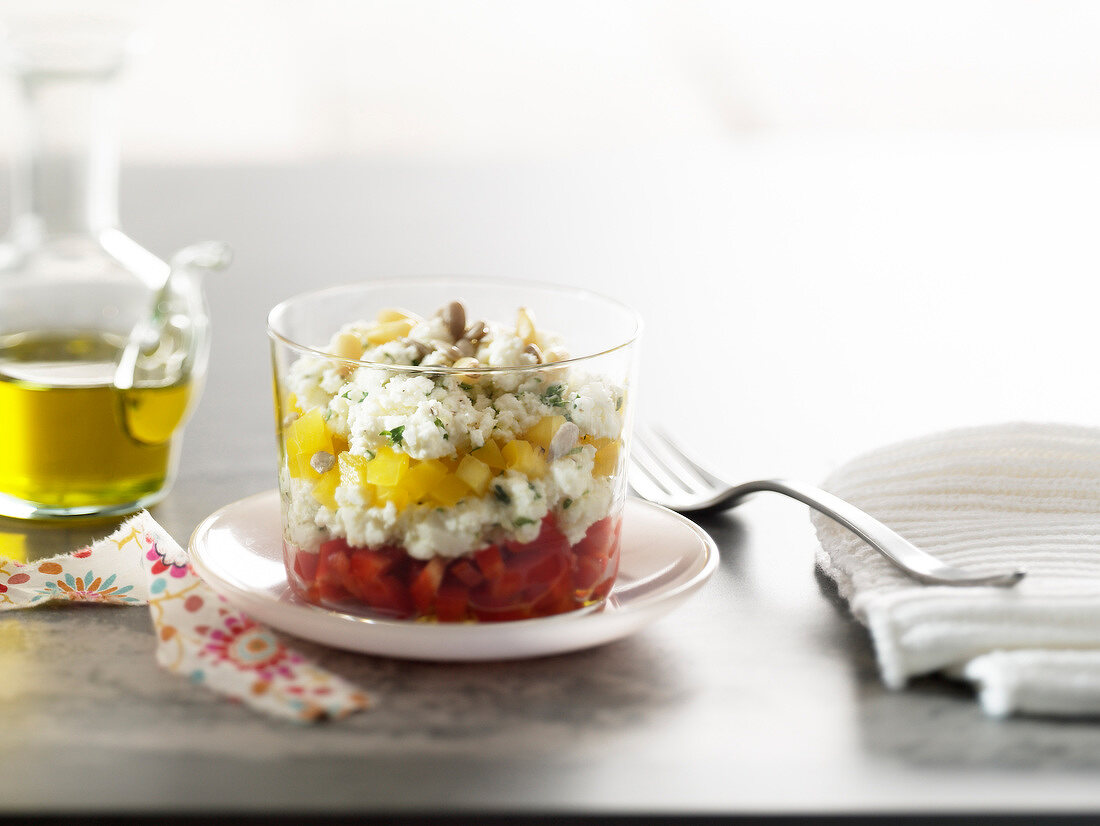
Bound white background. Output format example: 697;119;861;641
3;0;1100;161
1;0;1098;479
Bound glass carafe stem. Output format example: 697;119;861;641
11;67;121;244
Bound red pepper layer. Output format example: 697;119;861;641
285;513;622;622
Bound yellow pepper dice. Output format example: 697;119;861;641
430;474;471;508
455;454;492;495
312;471;341;510
402;459;449;501
286;407;334;480
502;439;547;479
587;437;621;476
336;452;376;506
366;446;410;487
470;440;506;471
525;415;566;452
338;452;370;488
375;487;410;510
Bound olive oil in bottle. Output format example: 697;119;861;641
0;331;192;512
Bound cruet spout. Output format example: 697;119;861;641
114;240;233;394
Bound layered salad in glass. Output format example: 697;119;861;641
273;295;630;622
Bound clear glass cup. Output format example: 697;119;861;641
0;21;225;519
268;278;641;622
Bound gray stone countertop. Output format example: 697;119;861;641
4;145;1100;818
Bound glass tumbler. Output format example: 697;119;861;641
268;278;641;622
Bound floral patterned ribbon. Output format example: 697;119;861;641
0;512;369;723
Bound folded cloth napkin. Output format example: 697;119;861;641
0;511;369;722
812;422;1100;718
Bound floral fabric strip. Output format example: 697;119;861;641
0;512;369;723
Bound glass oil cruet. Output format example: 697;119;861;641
0;20;230;520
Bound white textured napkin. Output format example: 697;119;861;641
812;422;1100;718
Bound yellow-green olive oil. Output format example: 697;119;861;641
0;331;191;510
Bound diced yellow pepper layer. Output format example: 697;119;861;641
366;446;409;487
471;440;506;470
286;407;333;480
582;436;621;477
455;454;492;495
525;415;566;452
401;459;449;500
502;439;547;479
375;486;410;510
338;452;371;489
430;474;472;508
312;471;340;510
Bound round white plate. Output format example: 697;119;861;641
189;490;719;662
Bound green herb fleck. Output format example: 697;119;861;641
493;484;511;505
380;425;405;446
513;517;536;528
365;449;377;460
527;481;541;499
563;498;574;510
615;396;623;411
460;382;474;392
541;384;566;409
567;446;583;456
434;418;449;440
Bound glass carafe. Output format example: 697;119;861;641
0;22;225;520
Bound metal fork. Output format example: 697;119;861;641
628;426;1025;588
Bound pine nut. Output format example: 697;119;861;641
310;450;336;474
332;332;362;361
548;422;580;461
465;320;487;342
516;307;537;346
442;300;466;341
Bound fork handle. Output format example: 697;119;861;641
728;479;1025;588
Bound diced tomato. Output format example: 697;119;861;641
290;548;319;584
507;514;569;556
360;574;414;618
435;582;470;622
318;579;352;603
449;559;483;588
316;539;351;586
575;516;615;558
474;545;505;580
532;564;574;615
410;557;447;615
349;547;399;583
286;511;621;622
573;554;605;593
487;568;525;601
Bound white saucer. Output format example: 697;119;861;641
189;490;719;662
